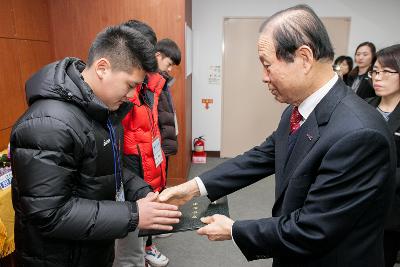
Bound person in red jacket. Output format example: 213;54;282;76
124;73;169;267
113;20;169;267
123;73;167;192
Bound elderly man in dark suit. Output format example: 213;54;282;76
159;5;396;267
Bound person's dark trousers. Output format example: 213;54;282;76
146;236;153;247
384;230;400;267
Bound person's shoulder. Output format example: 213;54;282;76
32;98;85;120
14;99;88;135
11;99;91;151
336;94;389;135
341;93;377;115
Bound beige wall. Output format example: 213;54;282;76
221;17;350;157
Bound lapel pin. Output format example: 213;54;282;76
306;133;313;141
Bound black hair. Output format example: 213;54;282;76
349;41;377;77
87;25;157;73
334;55;353;73
122;19;157;46
333;55;353;83
156;38;181;65
376;44;400;74
259;4;334;63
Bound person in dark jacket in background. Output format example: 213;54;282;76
348;42;377;99
366;44;400;267
156;38;181;173
10;25;181;267
333;55;353;85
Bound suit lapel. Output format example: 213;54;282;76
277;113;320;198
275;109;291;181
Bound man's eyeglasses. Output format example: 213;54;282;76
368;70;399;79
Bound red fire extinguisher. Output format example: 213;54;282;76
193;136;206;156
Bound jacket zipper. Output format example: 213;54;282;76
136;144;144;179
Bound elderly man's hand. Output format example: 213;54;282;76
158;179;200;206
197;214;234;241
137;192;181;230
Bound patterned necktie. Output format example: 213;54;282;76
290;106;302;134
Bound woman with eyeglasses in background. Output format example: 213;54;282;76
367;44;400;267
348;41;377;99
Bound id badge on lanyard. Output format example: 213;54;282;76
152;137;163;167
116;181;125;202
107;118;125;202
174;112;179;136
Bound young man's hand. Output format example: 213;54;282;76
137;192;181;230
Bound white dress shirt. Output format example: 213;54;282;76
297;73;338;124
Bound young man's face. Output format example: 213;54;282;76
94;59;145;111
156;52;174;73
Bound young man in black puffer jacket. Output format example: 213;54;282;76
10;25;181;267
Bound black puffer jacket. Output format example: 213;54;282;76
10;58;152;267
157;72;178;156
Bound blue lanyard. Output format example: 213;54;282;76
107;118;122;192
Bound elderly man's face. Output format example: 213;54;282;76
258;32;305;105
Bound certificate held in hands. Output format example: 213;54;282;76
139;196;229;237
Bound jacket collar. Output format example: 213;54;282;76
129;72;166;107
313;78;349;126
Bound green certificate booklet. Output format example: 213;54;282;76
139;196;230;237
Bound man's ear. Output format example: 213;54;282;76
94;58;112;79
296;45;314;73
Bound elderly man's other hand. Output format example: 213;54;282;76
137;192;181;230
158;179;200;206
197;214;234;241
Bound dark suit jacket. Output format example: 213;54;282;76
367;97;400;232
200;79;396;267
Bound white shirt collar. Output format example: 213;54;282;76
298;73;339;122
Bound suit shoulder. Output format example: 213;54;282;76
337;95;388;133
